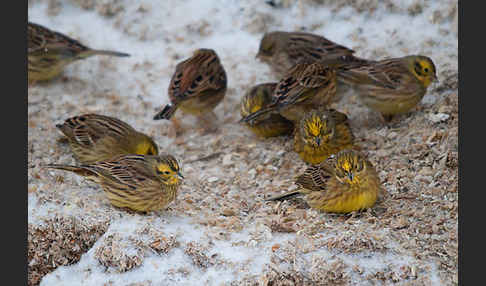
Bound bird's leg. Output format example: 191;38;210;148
198;111;219;134
380;113;395;123
170;116;185;137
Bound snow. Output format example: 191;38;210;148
28;0;457;285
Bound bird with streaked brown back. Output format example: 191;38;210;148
338;55;438;121
56;114;158;164
153;48;227;135
45;154;183;212
28;22;129;84
239;61;337;125
266;149;382;214
256;31;372;79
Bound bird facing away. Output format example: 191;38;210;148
239;61;337;125
45;154;183;212
294;109;355;165
256;31;371;79
266;149;382;214
153;48;227;134
28;22;130;84
337;55;438;121
240;82;294;138
56;114;159;164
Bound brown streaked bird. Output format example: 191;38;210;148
256;31;371;79
294;109;355;165
240;82;294;138
239;61;337;125
153;48;227;134
45;154;183;212
56;114;159;164
28;22;130;84
266;149;382;214
338;55;438;121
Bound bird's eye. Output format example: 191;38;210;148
424;67;429;73
156;169;171;175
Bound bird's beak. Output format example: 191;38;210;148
348;172;354;181
177;172;184;179
433;74;439;83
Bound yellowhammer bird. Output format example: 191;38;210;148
45;154;183;212
153;48;227;134
294;109;355;165
56;114;159;164
266;149;382;213
338;55;438;121
239;61;337;125
28;22;130;84
256;31;371;78
240;82;294;138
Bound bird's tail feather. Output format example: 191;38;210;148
153;104;178;120
43;164;94;177
79;49;130;59
265;191;302;201
238;107;274;124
